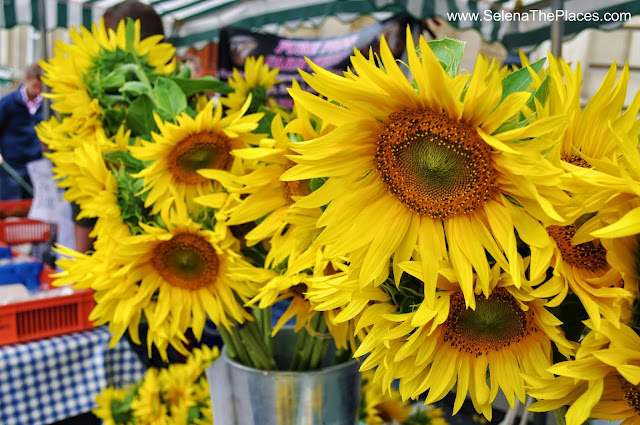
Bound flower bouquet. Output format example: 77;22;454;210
40;15;640;425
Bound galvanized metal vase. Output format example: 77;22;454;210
206;328;361;425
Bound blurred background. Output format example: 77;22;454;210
1;0;639;107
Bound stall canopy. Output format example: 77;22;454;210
1;0;639;51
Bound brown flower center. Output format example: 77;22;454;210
290;283;308;298
547;220;609;271
375;109;498;219
282;160;311;204
152;232;219;290
619;375;640;414
444;288;534;356
563;154;590;168
167;131;232;185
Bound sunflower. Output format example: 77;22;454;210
281;31;565;309
94;345;217;425
353;264;575;421
197;112;323;269
305;259;390;351
570;96;640;276
55;204;261;357
130;97;263;214
247;271;316;335
48;126;131;219
130;368;170;425
36;100;103;153
360;369;413;425
526;319;640;425
94;387;132;425
527;57;640;328
242;251;360;354
41;18;175;119
37;107;107;201
220;56;279;114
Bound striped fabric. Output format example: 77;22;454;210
0;0;638;51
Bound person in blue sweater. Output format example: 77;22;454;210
0;64;44;200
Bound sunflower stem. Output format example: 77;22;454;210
218;325;252;367
123;21;157;105
241;321;277;370
332;348;352;365
308;315;330;370
290;325;308;371
253;306;273;358
553;407;568;425
294;313;323;371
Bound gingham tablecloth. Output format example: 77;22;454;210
0;326;147;425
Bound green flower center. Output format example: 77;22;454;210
444;288;532;355
375;108;498;219
168;131;232;185
152;232;218;290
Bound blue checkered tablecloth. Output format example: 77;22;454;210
0;326;147;425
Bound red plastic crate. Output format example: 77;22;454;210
0;218;52;244
0;199;32;218
0;289;95;346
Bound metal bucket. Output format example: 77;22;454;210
207;328;361;425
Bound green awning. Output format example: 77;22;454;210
0;68;12;84
0;0;638;52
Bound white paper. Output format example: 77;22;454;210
26;158;75;252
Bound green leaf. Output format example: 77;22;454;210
103;150;148;173
177;64;191;79
426;37;466;77
112;167;152;234
171;75;233;97
247;86;269;114
102;107;127;138
126;94;156;136
241;245;268;268
103;94;126;105
494;73;549;134
493;110;535;135
153;76;187;117
101;70;126;89
187;405;201;421
310;177;327;192
119;81;152;97
500;57;546;101
254;106;277;135
526;74;550;111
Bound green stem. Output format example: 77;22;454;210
553;406;592;425
264;307;272;354
241;321;277;370
218;325;252;367
291;313;327;371
300;315;322;370
332;348;352;365
554;407;567;425
309;315;330;370
253;307;273;358
290;326;308;371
